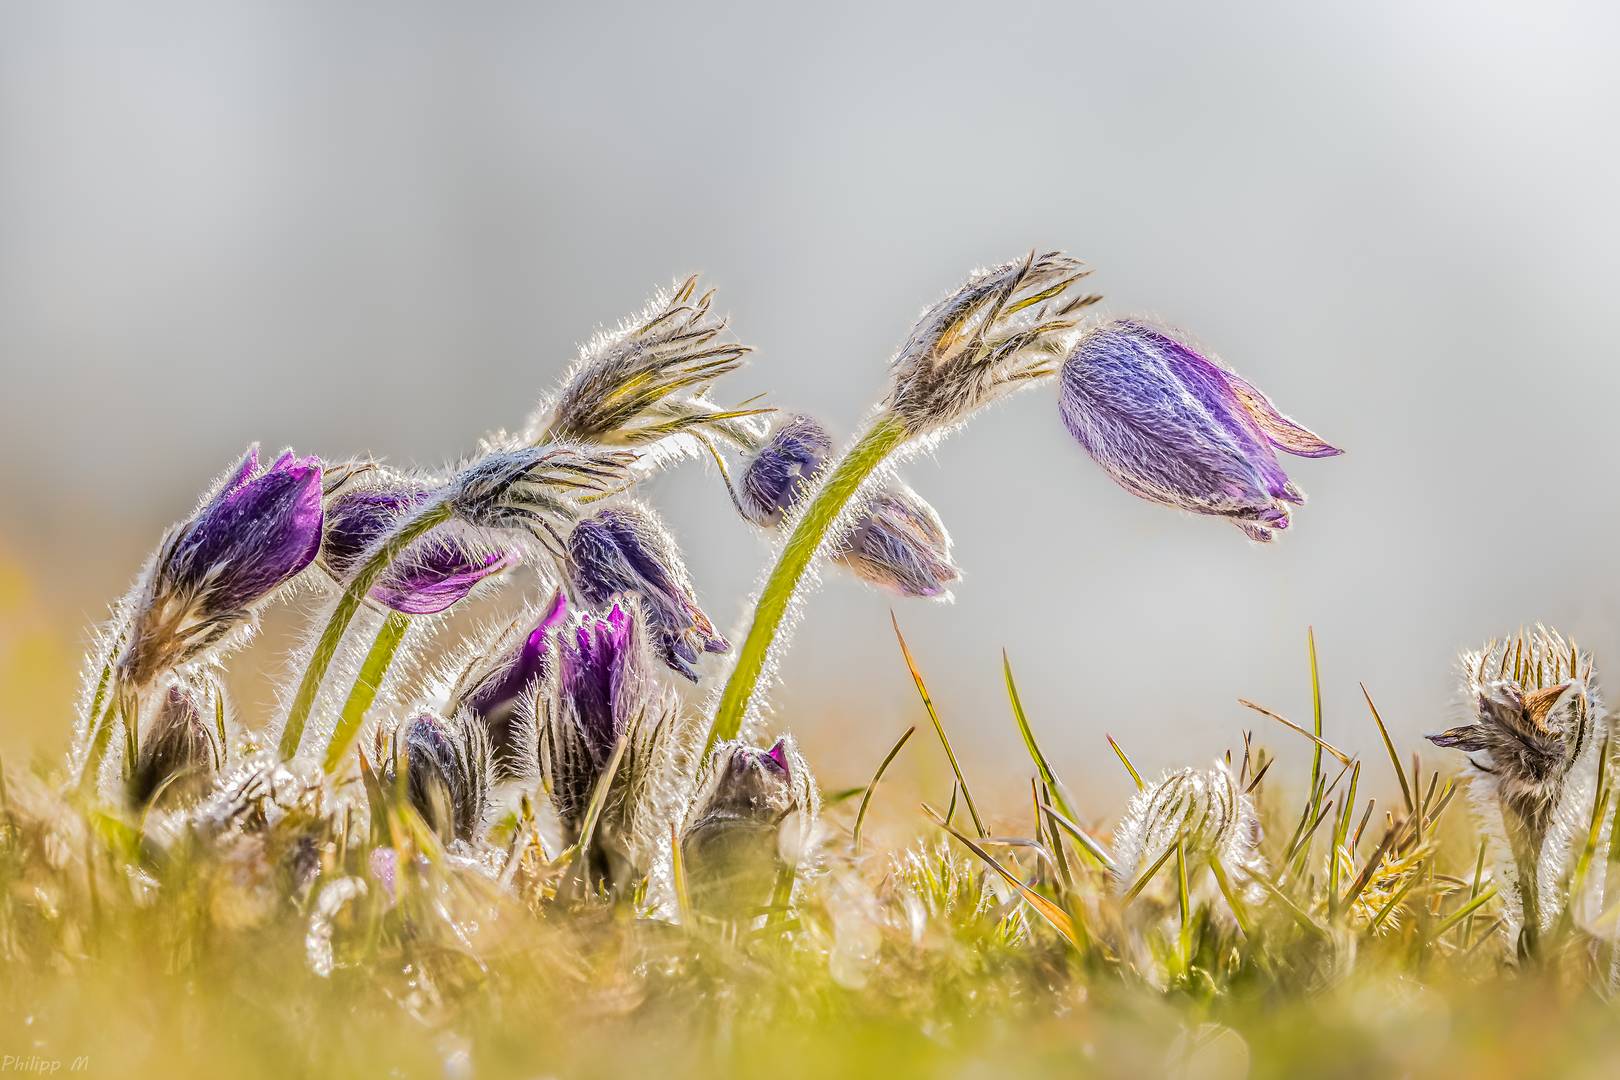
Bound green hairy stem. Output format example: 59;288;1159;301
322;610;411;774
704;412;911;754
278;503;453;760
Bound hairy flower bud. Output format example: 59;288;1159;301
446;445;632;538
1060;320;1341;541
737;415;833;527
128;683;220;808
682;736;816;919
1110;761;1262;894
1427;629;1606;933
119;446;323;687
565;504;727;680
736;417;959;598
384;713;491;845
834;486;960;599
450;589;569;782
535;275;754;449
321;479;514;615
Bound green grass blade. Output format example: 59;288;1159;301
1003;650;1077;822
853;726;915;854
893;614;985;837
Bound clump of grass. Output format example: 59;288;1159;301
5;260;1615;1078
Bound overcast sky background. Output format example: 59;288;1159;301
2;1;1617;811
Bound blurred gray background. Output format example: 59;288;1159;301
2;1;1618;813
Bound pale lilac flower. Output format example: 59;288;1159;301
118;446;323;687
1059;320;1341;541
835;486;960;599
321;482;514;615
565;504;726;680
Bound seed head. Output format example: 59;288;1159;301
449;589;569;783
446;444;632;540
118;446;323;687
536;275;757;449
128;682;221;808
565;503;727;681
321;474;515;614
1060;320;1341;541
884;251;1096;434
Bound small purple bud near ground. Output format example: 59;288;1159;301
1059;320;1341;541
682;736;816;919
321;482;514;615
565;504;727;681
118;445;324;688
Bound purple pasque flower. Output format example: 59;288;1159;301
118;446;323;687
834;486;961;599
565;503;727;681
555;601;640;764
1059;320;1341;542
737;415;833;527
321;480;515;615
451;589;569;781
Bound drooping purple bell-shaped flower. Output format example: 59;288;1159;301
321;482;514;615
565;504;727;681
1059;321;1341;541
556;602;640;765
736;415;833;527
118;446;324;687
451;589;569;781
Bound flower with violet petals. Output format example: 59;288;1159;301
1059;320;1341;541
541;601;678;883
449;589;569;782
565;503;727;680
118;445;323;688
321;478;515;615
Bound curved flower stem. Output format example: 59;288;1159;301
76;691;121;794
322;610;411;774
704;412;910;755
278;503;452;760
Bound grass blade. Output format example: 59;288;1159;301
893;614;985;837
1003;650;1077;821
923;803;1082;951
853;726;915;854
